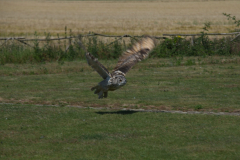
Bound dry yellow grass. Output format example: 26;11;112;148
0;0;239;36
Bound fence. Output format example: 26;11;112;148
163;32;240;45
1;32;240;50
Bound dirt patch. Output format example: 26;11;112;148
1;102;240;116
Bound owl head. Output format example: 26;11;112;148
111;74;127;88
116;75;127;86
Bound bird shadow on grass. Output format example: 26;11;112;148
96;110;138;115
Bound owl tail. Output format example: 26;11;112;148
91;85;108;99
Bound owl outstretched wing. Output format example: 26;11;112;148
85;53;111;79
112;37;155;75
78;40;111;79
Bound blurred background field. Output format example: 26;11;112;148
0;0;239;36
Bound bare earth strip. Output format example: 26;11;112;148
1;103;240;116
0;0;239;36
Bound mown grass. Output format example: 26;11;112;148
1;103;240;159
0;56;239;112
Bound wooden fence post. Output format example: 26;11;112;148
191;36;195;46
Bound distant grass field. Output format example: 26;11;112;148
55;0;238;1
0;56;239;112
1;103;240;159
0;0;239;36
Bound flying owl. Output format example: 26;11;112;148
80;37;156;99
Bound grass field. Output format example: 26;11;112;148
1;49;240;159
0;56;239;112
1;103;240;159
0;0;239;36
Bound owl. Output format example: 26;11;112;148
81;37;156;99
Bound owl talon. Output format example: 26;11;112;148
94;89;100;94
103;92;108;98
91;86;97;91
98;90;103;99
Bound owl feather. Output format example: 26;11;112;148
85;52;111;79
113;36;156;74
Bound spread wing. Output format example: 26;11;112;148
78;40;111;79
85;52;111;79
112;37;155;74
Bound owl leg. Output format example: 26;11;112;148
91;85;104;99
98;90;104;99
91;85;98;91
91;85;100;94
103;92;108;98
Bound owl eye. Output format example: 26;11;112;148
119;80;122;82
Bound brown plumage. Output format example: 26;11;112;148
85;52;110;79
113;37;155;74
82;36;156;99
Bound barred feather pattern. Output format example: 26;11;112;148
85;52;111;79
113;37;156;74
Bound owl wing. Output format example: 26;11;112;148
85;52;111;79
78;40;111;79
112;37;155;75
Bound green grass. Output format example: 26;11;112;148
0;56;239;112
1;103;240;159
1;56;240;159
